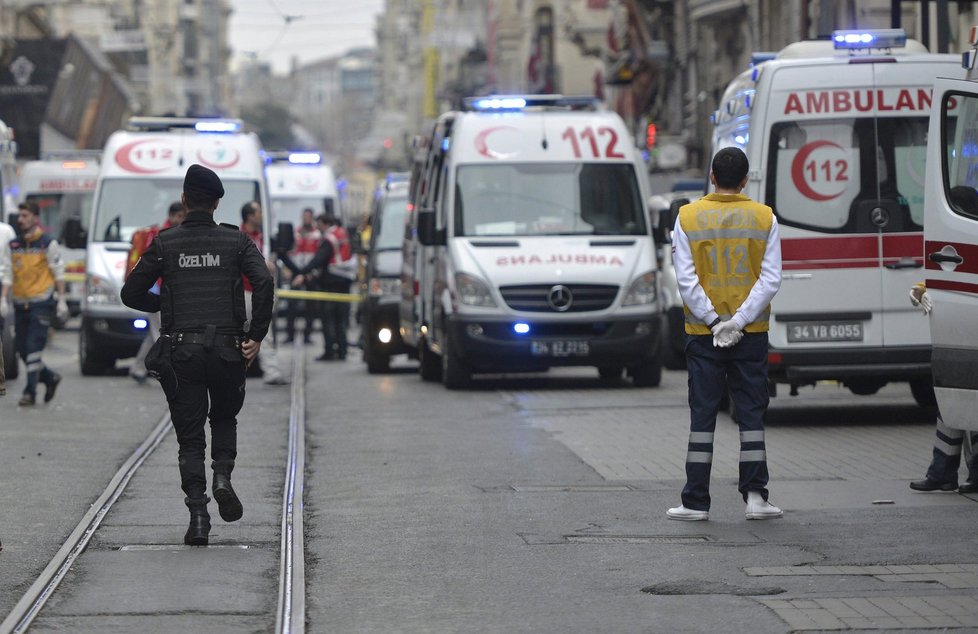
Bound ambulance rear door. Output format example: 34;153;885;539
924;76;978;429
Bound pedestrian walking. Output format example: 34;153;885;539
667;147;784;521
239;201;288;385
121;164;275;545
0;202;67;407
127;201;185;384
907;283;978;493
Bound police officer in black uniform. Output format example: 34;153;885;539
121;164;274;546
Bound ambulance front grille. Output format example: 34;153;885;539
499;284;619;313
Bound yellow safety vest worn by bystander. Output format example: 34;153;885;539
679;193;773;335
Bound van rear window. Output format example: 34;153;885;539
766;117;929;233
454;163;646;237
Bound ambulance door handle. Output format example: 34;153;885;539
928;251;963;265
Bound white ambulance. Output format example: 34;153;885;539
401;95;664;389
18;151;101;316
65;117;271;375
712;29;963;405
921;27;978;428
265;151;339;226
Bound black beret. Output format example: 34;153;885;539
183;164;225;199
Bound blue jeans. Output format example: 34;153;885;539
681;332;771;511
14;298;57;398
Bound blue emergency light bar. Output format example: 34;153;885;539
832;29;906;50
463;94;601;112
195;120;241;133
288;152;321;164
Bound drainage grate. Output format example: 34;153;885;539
511;484;636;493
565;535;712;544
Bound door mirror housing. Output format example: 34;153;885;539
62;217;87;249
668;198;688;232
417;209;445;246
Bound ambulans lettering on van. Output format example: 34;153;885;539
265;151;338;225
71;117;270;375
712;30;963;404
921;27;978;428
401;95;663;389
19;151;101;317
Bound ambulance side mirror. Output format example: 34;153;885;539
668;199;688;230
275;222;294;255
63;217;87;249
417;209;445;246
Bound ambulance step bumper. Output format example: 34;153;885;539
770;346;931;382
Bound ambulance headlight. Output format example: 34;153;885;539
86;274;120;305
622;271;657;306
454;272;497;308
369;277;402;298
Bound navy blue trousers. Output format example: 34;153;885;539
682;332;771;511
14;298;56;398
927;417;978;485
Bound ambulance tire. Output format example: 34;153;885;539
418;336;442;382
1;319;17;380
629;357;662;388
441;334;471;390
909;379;938;408
364;340;391;374
79;327;113;376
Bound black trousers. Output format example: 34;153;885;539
167;344;246;498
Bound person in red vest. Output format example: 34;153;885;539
284;207;321;344
128;201;185;384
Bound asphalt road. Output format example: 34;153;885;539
2;323;976;632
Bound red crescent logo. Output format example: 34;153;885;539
114;139;171;174
475;126;518;159
791;140;844;202
197;147;241;169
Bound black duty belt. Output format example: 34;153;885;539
173;331;242;350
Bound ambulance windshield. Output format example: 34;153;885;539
454;163;646;236
766;116;931;232
92;179;260;242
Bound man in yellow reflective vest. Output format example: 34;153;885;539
667;147;783;521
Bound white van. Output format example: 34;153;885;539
712;29;963;405
921;27;978;428
265;151;338;226
19;151;100;316
65;117;271;375
401;95;664;389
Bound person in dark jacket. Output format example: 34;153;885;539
290;214;352;361
121;164;274;546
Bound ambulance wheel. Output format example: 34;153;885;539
910;379;938;408
1;320;17;380
79;327;112;376
418;336;442;382
598;366;624;380
630;357;662;388
441;334;471;390
364;340;390;374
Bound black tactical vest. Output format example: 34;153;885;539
157;224;246;334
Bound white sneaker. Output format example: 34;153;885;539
745;491;782;520
667;505;709;521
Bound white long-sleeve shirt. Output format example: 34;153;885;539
672;213;782;331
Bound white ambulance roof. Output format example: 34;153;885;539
266;162;338;197
449;109;636;164
21;158;100;194
776;38;930;59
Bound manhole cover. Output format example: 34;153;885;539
566;535;712;544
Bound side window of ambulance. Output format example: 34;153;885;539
943;93;978;220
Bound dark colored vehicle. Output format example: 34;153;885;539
361;182;411;373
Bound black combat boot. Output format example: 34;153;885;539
184;496;211;545
212;460;243;522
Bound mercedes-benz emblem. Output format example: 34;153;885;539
547;284;573;312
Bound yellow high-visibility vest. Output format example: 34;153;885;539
679;193;773;334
